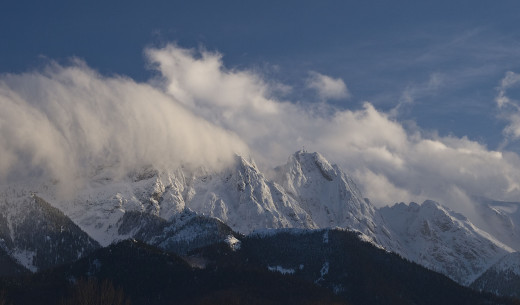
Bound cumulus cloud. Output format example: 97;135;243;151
3;44;520;226
306;71;350;100
146;45;520;221
0;59;249;193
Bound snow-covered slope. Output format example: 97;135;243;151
273;150;396;249
118;209;240;255
43;155;316;246
380;201;513;285
472;197;520;251
44;168;172;246
185;155;315;232
274;151;374;229
0;185;100;272
43;151;386;246
471;252;520;297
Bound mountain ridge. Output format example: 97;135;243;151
0;150;517;290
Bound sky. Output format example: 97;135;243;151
2;1;520;219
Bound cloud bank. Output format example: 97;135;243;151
2;44;520;221
147;45;520;214
0;59;249;191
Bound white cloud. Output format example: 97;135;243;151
495;71;520;108
495;71;520;138
306;71;350;100
0;59;249;194
3;44;520;227
146;45;520;221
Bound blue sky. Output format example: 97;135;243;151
2;1;520;213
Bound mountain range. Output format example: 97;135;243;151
0;150;518;303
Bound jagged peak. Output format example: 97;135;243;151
233;154;259;171
422;200;470;222
284;150;338;182
384;201;420;212
292;150;330;166
386;200;470;223
421;199;440;208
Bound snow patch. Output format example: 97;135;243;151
268;265;295;275
320;261;329;276
315;261;329;283
323;230;329;244
12;249;37;272
224;235;241;251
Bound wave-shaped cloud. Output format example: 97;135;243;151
0;59;249;192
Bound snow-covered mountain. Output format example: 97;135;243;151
273;151;396;249
472;197;520;251
380;201;513;285
43;151;390;246
0;150;517;289
471;252;520;298
184;155;315;232
0;185;100;272
117;210;240;255
43;154;315;246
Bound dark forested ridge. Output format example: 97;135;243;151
0;229;518;305
0;239;347;305
192;229;519;305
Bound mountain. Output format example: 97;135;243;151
471;252;520;298
380;201;513;285
1;230;516;305
273;150;396;249
0;186;100;272
41;151;386;246
44;155;316;247
0;150;517;290
184;155;315;232
117;210;240;255
0;247;28;277
472;197;520;251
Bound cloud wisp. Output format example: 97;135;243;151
390;72;444;117
306;71;350;101
495;71;520;140
2;44;520;223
